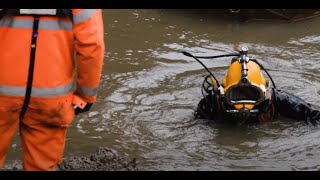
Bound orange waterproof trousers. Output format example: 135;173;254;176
0;94;75;171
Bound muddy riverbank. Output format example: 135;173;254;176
3;147;141;171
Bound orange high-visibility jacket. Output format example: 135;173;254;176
0;9;105;106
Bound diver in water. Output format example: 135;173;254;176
183;47;320;125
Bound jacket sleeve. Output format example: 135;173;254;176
272;88;320;122
72;9;105;103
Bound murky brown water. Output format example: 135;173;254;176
5;9;320;171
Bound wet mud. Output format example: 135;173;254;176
58;147;140;171
3;147;141;171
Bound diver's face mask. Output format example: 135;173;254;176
223;77;272;125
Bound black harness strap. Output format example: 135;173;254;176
59;9;73;20
0;9;7;19
19;16;40;120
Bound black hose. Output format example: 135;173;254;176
182;51;239;59
182;51;221;87
253;60;277;89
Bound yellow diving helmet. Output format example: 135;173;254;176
182;46;275;122
220;47;272;120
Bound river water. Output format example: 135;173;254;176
5;9;320;171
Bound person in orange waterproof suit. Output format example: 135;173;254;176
0;9;105;171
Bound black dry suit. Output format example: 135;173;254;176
195;87;320;124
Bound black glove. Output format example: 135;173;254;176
308;110;320;125
74;103;93;115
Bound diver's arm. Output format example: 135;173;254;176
272;88;320;123
195;96;218;120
